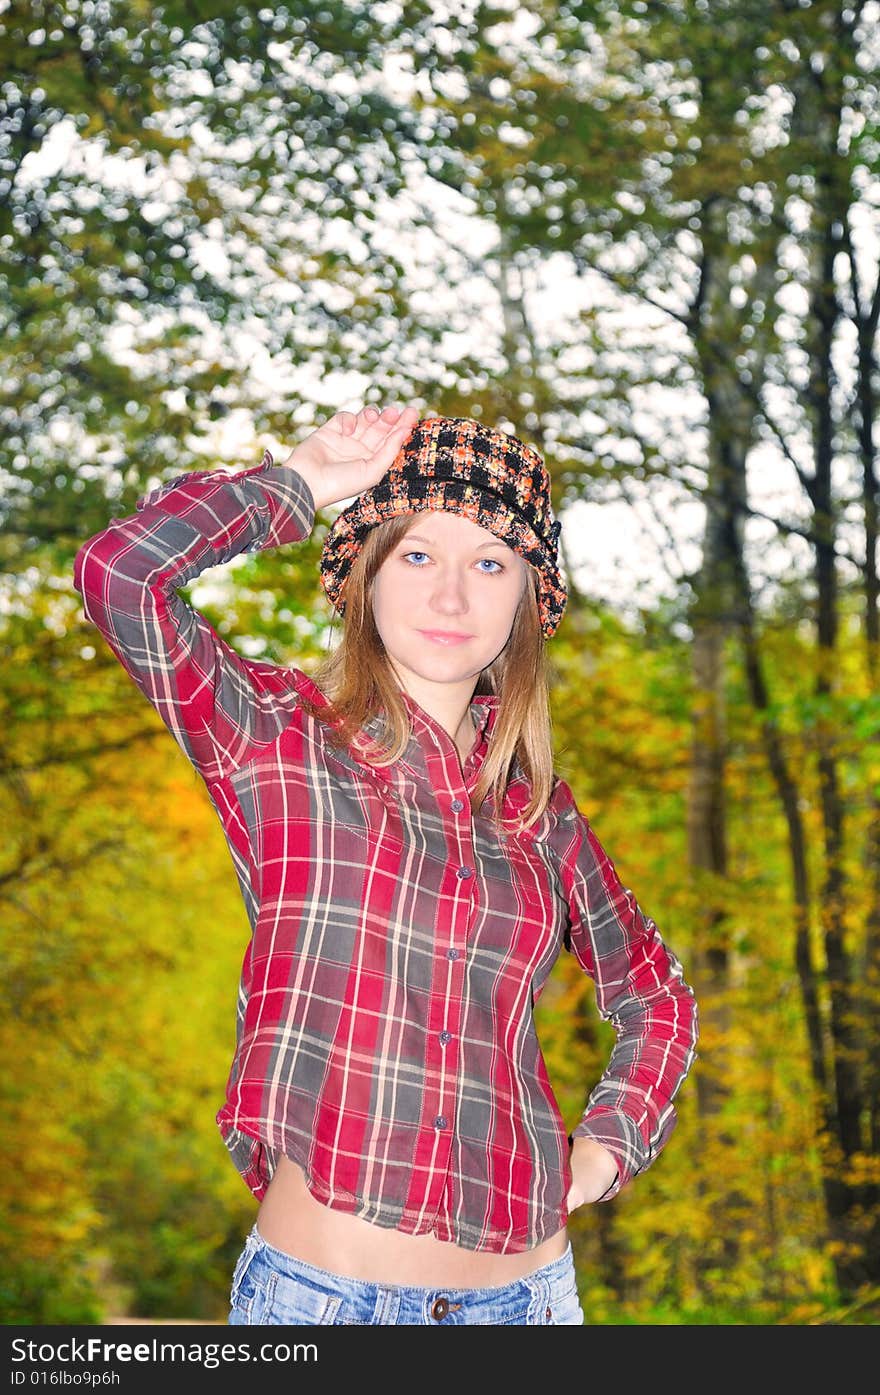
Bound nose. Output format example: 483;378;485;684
429;565;469;617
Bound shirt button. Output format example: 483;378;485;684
447;949;459;961
439;1030;452;1045
451;798;464;812
456;866;473;880
434;1115;448;1129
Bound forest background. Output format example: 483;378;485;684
2;0;879;1326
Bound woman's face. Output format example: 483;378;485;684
371;510;528;698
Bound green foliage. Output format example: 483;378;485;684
3;0;879;1326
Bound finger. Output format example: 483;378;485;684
335;410;358;436
360;409;414;453
349;404;388;443
373;405;417;440
394;406;420;437
380;413;417;453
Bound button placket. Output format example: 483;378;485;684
428;764;475;1181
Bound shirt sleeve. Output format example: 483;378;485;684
552;779;699;1199
72;449;317;784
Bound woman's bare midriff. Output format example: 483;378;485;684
255;1155;568;1287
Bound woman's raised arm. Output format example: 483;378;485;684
72;404;418;785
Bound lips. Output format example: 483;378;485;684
417;629;474;645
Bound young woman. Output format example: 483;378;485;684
73;404;699;1326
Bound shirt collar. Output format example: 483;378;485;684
374;688;498;786
399;687;496;742
293;669;499;785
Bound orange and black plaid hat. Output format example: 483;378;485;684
319;415;567;639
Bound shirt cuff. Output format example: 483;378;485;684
569;1107;645;1201
245;458;316;550
134;449;316;553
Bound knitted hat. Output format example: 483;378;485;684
319;415;567;639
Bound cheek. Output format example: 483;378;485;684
370;567;413;639
484;575;525;627
493;576;529;645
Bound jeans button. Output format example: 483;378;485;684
431;1296;450;1320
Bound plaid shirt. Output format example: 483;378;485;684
73;451;699;1255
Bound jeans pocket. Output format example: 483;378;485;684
228;1234;267;1323
229;1239;253;1299
261;1270;343;1326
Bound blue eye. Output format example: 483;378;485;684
400;551;504;573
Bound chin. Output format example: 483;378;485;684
407;657;482;684
390;646;485;685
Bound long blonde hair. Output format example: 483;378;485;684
299;513;556;829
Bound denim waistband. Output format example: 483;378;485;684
245;1222;576;1306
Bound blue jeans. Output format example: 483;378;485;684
228;1223;585;1326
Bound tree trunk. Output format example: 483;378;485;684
792;32;873;1285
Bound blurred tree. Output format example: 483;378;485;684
0;0;422;560
1;0;422;1322
4;0;879;1321
386;0;880;1297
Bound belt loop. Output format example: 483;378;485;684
375;1286;401;1325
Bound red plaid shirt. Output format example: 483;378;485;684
73;451;699;1255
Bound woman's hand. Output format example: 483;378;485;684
565;1137;619;1212
280;403;421;512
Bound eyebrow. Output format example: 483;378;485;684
402;533;511;550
